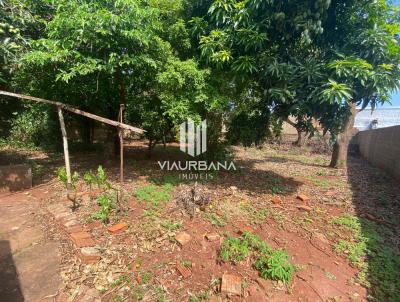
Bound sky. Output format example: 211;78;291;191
383;0;400;108
386;91;400;108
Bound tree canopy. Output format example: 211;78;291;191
1;0;399;165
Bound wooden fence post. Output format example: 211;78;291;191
119;104;125;184
57;107;72;190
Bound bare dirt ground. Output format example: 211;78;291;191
0;140;399;302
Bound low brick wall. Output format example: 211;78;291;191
355;125;400;180
0;164;32;192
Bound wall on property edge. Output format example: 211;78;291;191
355;125;400;180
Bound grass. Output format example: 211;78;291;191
135;184;174;231
220;231;295;284
161;219;182;231
135;184;174;206
204;212;227;227
91;192;117;223
331;214;400;301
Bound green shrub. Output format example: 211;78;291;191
220;231;295;284
255;249;295;283
92;192;117;223
220;237;250;263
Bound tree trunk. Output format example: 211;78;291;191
329;103;357;168
295;129;307;147
147;138;157;159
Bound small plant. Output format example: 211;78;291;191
155;286;166;302
112;275;127;287
136;184;173;206
205;213;226;227
220;237;250;263
139;271;152;284
57;167;79;190
331;215;360;231
91;192;117;223
132;285;145;301
254;249;295;283
161;219;182;231
83;171;97;192
96;165;112;189
220;231;295;284
57;167;80;209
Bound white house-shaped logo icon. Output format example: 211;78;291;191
179;119;207;157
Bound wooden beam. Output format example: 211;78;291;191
0;90;145;134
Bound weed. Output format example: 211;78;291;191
205;213;227;227
57;167;79;190
140;271;152;284
316;170;329;176
220;232;295;284
112;275;127;287
155;286;166;302
181;260;192;268
254;249;295;284
332;215;400;300
249;208;269;226
220;237;250;263
132;285;145;301
83;171;96;192
161;219;182;231
91;192;117;223
331;215;360;232
96;165;112;189
325;271;337;280
271;184;290;194
136;184;173;206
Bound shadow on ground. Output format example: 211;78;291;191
0;240;23;301
347;155;400;301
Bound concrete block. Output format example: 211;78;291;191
0;164;32;192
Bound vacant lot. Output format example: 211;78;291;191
1;141;399;302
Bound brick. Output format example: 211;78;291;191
175;232;192;247
271;196;282;205
237;226;254;235
297;205;312;212
0;164;32;192
86;221;102;230
63;219;79;229
221;273;242;296
72;237;96;247
54;211;71;220
70;231;95;247
79;247;101;264
297;194;310;203
176;263;192;278
66;225;84;234
70;231;91;240
205;233;220;242
107;222;128;234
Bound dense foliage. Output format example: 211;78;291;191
0;0;399;165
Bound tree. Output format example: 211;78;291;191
195;0;400;167
13;0;220;154
0;0;50;137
